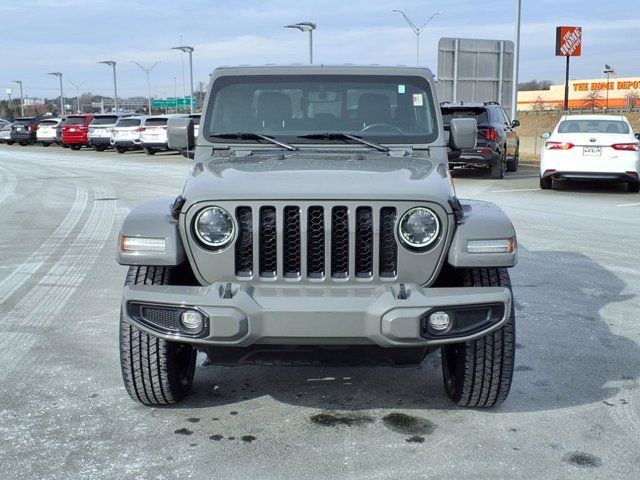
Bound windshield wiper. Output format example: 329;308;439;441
299;133;389;152
213;133;298;151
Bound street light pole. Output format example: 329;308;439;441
511;0;522;121
68;80;86;113
172;45;195;114
48;72;64;118
131;61;160;114
12;80;24;116
99;61;118;112
284;22;316;64
391;10;443;67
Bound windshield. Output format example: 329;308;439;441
441;108;489;126
204;74;438;144
39;120;58;126
91;116;119;126
557;119;630;134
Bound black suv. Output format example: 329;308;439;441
441;102;520;178
12;116;42;146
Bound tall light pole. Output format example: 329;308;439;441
131;61;160;114
172;45;195;114
99;61;118;112
391;9;443;67
511;0;521;121
68;80;86;113
285;22;316;64
47;72;64;118
12;80;24;116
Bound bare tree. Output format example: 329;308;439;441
582;90;603;111
532;96;546;111
627;91;640;110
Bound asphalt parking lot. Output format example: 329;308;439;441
1;145;639;480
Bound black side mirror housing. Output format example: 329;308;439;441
511;119;520;128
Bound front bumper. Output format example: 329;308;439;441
122;283;512;348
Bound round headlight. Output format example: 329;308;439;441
398;207;440;249
194;207;234;248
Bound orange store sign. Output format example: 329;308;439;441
555;26;582;56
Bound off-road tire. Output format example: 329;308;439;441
629;182;640;193
120;265;197;405
441;268;515;408
490;153;505;179
144;147;156;156
539;176;552;190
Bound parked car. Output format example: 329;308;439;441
61;114;95;150
88;113;130;151
441;102;520;178
36;118;62;147
12;116;42;146
540;114;640;192
140;114;186;155
110;116;147;153
118;65;518;409
0;122;15;144
0;119;9;128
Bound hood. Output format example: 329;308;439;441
182;151;454;207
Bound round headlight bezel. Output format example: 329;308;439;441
193;206;235;249
398;207;441;250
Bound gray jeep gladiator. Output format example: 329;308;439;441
116;66;517;408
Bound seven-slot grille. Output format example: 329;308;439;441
234;205;398;280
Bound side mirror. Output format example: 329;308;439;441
167;117;195;158
540;132;551;139
635;132;640;140
449;118;477;150
511;119;520;128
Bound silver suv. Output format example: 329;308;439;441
117;66;517;408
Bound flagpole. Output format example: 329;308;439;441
605;71;609;111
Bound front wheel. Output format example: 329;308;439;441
441;268;515;408
115;146;126;154
629;182;640;193
143;147;156;155
120;266;197;405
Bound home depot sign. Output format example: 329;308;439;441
555;26;582;56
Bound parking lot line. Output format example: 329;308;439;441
615;202;640;207
490;188;541;193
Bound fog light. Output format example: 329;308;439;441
180;310;204;332
428;311;451;332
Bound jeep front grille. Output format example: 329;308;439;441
234;205;398;281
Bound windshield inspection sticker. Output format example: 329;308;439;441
397;84;406;94
413;93;424;106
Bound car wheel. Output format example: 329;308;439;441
441;268;515;408
19;141;28;146
42;142;50;147
490;153;505;179
6;141;14;145
144;147;156;156
116;146;126;154
629;182;640;193
70;145;82;151
539;176;552;190
120;265;197;405
506;146;519;172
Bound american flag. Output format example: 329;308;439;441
603;64;615;74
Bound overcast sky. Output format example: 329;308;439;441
1;0;638;100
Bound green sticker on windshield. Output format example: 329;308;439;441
397;84;406;94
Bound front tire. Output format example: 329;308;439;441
115;146;126;154
120;265;197;405
143;147;156;155
441;268;515;408
629;182;640;193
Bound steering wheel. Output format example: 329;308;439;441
360;123;404;134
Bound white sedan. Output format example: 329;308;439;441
540;114;640;193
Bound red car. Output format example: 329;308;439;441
61;114;94;150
